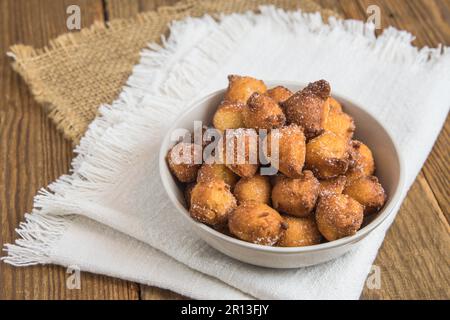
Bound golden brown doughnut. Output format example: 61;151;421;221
277;216;322;247
212;100;246;132
282;80;331;139
346;140;375;181
264;124;306;178
316;193;364;241
271;170;320;217
319;175;347;197
223;75;267;103
167;142;202;183
323;105;355;140
305;131;350;179
328;97;343;113
233;175;271;204
197;163;239;189
190;179;237;226
266;86;293;104
219;128;260;178
343;176;386;215
243;92;286;130
228;201;286;245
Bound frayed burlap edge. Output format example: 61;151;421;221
9;0;339;144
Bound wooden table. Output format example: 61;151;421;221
1;0;449;300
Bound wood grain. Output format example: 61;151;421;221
0;0;139;300
106;0;179;19
422;116;450;222
1;0;449;300
361;174;450;299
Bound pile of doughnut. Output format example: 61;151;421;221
167;75;387;247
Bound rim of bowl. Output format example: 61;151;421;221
159;81;406;254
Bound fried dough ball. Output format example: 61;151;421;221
316;193;364;241
197;163;239;189
190;180;237;226
224;75;267;103
323;104;355;140
243;92;286;130
212;100;246;132
228;201;286;245
343;176;386;215
346;140;375;181
266;86;293;104
167;142;202;183
282;80;331;139
271;170;320;217
277;216;322;247
319;175;347;197
305;131;350;179
328;97;343;113
220;128;259;178
233;175;271;205
264;124;306;178
184;183;195;208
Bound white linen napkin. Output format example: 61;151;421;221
3;7;450;300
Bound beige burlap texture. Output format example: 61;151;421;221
9;0;338;143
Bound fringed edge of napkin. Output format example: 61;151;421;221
3;6;450;267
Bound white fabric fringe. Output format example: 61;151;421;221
3;6;450;299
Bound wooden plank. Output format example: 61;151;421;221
361;174;450;299
0;0;139;300
406;1;450;222
105;0;140;19
140;287;188;300
422;118;450;222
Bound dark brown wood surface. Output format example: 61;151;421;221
0;0;449;300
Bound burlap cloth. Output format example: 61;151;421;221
10;0;338;143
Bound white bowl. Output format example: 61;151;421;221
159;81;405;268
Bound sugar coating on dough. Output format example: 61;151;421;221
319;175;347;197
271;170;320;217
264;124;306;178
283;80;331;139
228;201;286;245
316;193;364;241
190;180;237;226
224;75;267;103
266;86;293;104
233;175;271;204
219;128;260;178
343;175;386;215
167;142;202;183
243;92;286;130
213;100;246;132
305;131;350;179
277;215;322;247
346;140;375;181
